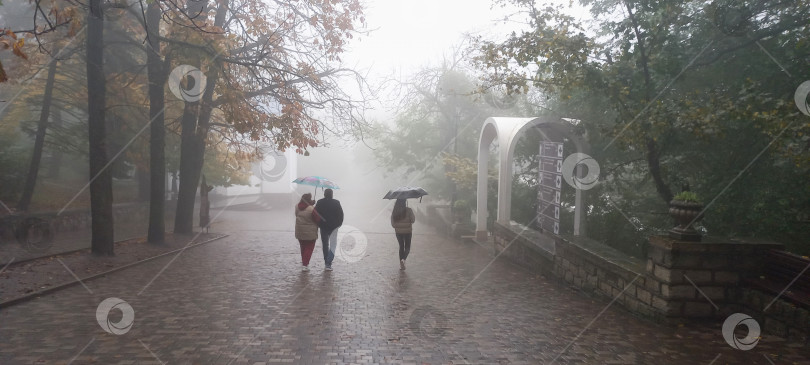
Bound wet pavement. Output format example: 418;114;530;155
1;194;809;364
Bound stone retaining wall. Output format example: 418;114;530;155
646;236;779;318
493;222;660;319
492;221;807;341
48;201;177;235
733;288;810;343
0;201;177;244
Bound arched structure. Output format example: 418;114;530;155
475;117;590;242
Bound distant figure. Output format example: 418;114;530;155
294;193;318;271
314;188;344;271
171;172;178;200
391;199;415;270
199;175;214;233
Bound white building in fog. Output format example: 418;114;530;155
212;149;297;197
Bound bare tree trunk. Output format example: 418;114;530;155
87;0;114;255
17;57;58;212
625;0;672;204
146;0;166;243
173;0;227;234
174;101;203;234
646;137;673;203
175;64;222;233
47;108;63;179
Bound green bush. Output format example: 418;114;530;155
672;191;701;203
453;199;470;211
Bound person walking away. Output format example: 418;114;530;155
199;175;214;233
391;198;415;270
295;193;318;271
314;188;343;271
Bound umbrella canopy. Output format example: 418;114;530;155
292;176;340;189
383;187;428;200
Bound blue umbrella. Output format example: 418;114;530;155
293;176;340;198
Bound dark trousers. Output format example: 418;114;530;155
396;233;412;261
298;240;316;266
320;227;338;266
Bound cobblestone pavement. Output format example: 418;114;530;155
1;196;809;364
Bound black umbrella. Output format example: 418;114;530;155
383;187;429;201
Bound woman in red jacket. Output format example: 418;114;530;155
294;193;318;271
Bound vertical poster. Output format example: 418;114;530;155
538;141;563;235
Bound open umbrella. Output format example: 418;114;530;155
383;187;428;202
293;176;340;198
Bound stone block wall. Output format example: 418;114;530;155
493;222;554;269
646;236;780;318
491;222;809;340
553;239;661;319
493;222;663;319
733;288;810;343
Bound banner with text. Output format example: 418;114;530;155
538;141;563;235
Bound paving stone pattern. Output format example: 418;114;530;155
1;206;808;364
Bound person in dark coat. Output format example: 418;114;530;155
314;188;343;271
199;175;214;233
390;199;415;270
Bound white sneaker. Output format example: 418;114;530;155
400;259;406;270
325;266;333;271
302;266;309;272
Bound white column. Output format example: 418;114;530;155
476;138;489;241
574;169;583;236
496;138;512;225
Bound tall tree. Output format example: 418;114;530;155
47;107;63;179
170;0;368;233
86;0;114;255
146;0;168;243
173;0;228;234
17;57;58;211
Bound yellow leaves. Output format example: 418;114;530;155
442;153;478;190
0;60;7;83
0;29;28;82
12;38;26;60
61;7;82;36
0;31;19;53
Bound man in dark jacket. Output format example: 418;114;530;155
314;188;344;270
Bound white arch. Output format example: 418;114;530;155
475;117;589;242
